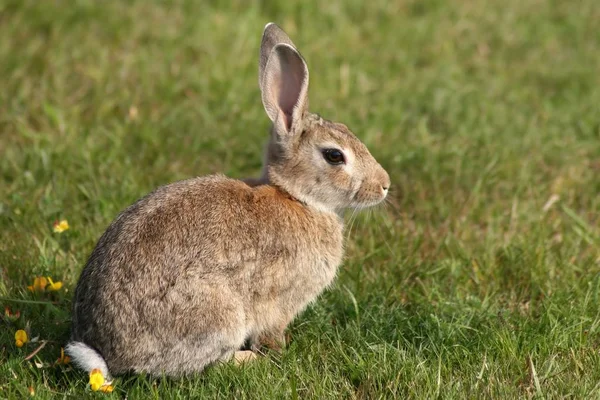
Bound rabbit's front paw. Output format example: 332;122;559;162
233;350;257;365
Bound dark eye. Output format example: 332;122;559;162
322;149;345;165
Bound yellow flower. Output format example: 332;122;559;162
27;276;62;293
89;369;105;391
53;220;69;233
5;306;21;321
46;277;63;292
56;347;71;365
99;385;114;393
27;277;48;292
128;105;139;121
28;386;35;396
15;329;28;348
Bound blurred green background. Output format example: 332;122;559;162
1;0;599;398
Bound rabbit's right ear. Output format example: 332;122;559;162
259;24;309;137
259;23;297;88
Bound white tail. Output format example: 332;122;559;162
65;341;112;382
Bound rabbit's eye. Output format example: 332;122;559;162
322;149;345;165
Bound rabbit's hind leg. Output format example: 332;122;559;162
157;284;249;375
154;317;249;375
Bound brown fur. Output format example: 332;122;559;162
67;23;389;378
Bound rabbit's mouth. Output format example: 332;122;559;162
349;189;388;210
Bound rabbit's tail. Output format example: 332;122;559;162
65;341;113;383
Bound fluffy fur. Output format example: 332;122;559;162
67;22;390;377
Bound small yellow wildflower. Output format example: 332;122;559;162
56;347;71;365
99;385;114;393
46;277;63;292
4;306;21;321
89;369;105;391
53;220;69;233
128;105;139;121
28;386;35;396
15;329;28;348
28;276;48;292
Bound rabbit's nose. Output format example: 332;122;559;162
380;170;391;194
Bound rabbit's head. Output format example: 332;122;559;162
258;23;390;213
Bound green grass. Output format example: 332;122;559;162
1;0;600;398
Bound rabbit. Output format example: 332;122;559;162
66;22;390;382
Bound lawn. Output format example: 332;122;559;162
1;0;599;398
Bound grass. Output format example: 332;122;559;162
1;0;599;398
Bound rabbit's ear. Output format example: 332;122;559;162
260;43;309;135
259;23;297;89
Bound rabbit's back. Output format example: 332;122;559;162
71;174;343;374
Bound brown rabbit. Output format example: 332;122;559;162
66;22;390;383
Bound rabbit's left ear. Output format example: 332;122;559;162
260;43;309;136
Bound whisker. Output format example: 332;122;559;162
347;208;358;237
346;206;360;242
